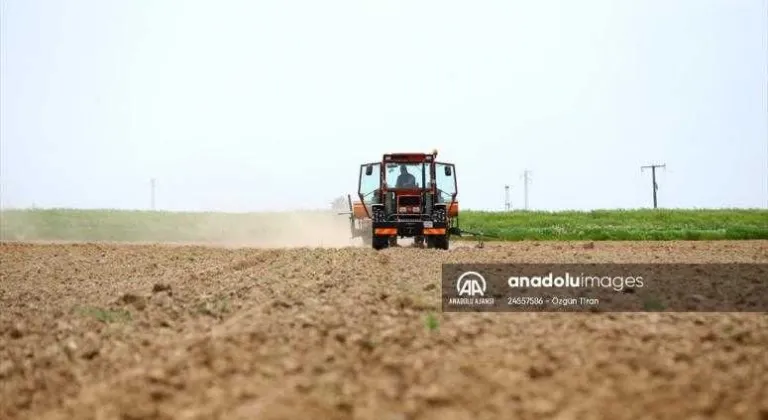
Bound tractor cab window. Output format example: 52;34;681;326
435;162;456;202
359;162;381;203
385;163;428;188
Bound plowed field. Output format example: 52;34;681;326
1;240;767;420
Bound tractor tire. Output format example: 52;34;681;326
433;235;450;250
388;236;398;247
372;236;389;250
414;235;425;247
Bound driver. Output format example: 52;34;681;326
395;165;416;188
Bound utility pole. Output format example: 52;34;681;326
640;164;665;209
522;170;532;210
504;185;511;210
150;178;156;210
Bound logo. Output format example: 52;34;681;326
447;270;494;306
456;271;486;297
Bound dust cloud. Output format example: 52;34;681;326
186;212;363;248
0;209;365;248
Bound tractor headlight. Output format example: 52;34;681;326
372;205;386;222
433;207;446;223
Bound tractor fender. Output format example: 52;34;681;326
448;201;459;218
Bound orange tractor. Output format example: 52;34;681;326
339;150;461;250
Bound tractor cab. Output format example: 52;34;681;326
356;150;459;249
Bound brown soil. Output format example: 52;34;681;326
1;240;767;420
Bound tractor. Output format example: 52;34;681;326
339;150;461;250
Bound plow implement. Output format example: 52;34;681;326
336;194;373;246
449;228;500;248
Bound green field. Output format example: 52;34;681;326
460;209;768;240
1;208;767;243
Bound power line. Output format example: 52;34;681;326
150;178;156;210
640;164;665;209
521;170;532;210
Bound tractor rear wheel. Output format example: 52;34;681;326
432;235;449;250
372;236;389;250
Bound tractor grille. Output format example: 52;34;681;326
397;195;422;215
397;195;421;206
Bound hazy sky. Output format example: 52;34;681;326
1;0;767;212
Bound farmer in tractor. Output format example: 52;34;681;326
396;165;417;188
